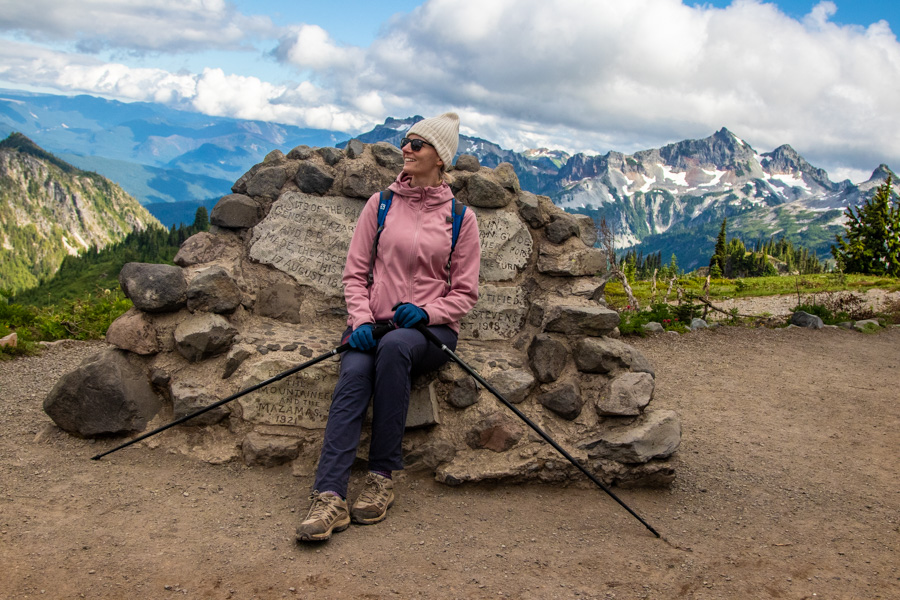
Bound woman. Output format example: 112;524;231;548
297;112;481;542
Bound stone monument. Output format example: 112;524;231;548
45;141;681;488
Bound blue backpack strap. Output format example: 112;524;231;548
446;197;467;282
367;190;393;287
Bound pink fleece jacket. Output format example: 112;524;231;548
343;172;481;333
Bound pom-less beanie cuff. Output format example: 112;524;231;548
406;112;460;169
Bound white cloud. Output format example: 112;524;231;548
271;0;900;172
0;0;275;52
2;0;900;176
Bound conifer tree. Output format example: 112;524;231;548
831;178;900;276
709;217;727;274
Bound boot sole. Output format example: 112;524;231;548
295;515;351;542
351;496;395;525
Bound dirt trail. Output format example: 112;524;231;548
1;323;898;599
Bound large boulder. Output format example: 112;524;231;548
43;348;162;436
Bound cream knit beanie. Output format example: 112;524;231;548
406;112;460;169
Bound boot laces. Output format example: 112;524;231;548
358;474;387;505
305;491;340;522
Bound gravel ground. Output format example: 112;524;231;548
1;301;898;599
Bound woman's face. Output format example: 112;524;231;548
401;134;443;183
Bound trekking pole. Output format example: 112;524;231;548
415;323;661;538
91;324;395;461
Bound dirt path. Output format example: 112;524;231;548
1;324;898;599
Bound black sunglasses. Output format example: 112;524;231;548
400;137;434;152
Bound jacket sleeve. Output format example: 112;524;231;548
421;208;481;325
342;193;380;328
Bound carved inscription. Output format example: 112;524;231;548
239;359;339;429
478;211;533;282
460;285;527;341
249;191;364;296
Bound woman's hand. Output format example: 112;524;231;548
348;324;376;351
393;304;429;328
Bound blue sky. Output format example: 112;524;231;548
1;0;899;182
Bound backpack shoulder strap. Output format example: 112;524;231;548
446;197;467;282
366;190;393;287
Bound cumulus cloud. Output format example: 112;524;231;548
0;0;275;52
273;0;900;174
2;0;899;177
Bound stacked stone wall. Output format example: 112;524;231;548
45;141;681;488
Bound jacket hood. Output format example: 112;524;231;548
388;172;455;209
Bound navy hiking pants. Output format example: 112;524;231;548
313;325;457;498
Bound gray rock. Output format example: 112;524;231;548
545;215;580;244
119;262;187;313
245;166;287;199
690;318;708;331
539;382;583;420
643;322;665;334
494;163;520;192
341;159;392;199
543;305;620;337
316;146;343;166
174;232;234;267
231;164;260;194
403;439;456;471
186;266;242;314
223;345;253;379
574;337;655;376
466;172;510;208
263;149;285;163
345;139;365;158
527;334;568;383
255;283;303;324
371;142;404;170
106;309;159;355
406;380;440;428
485;368;535;404
465;412;523;452
516;191;547;228
574;214;597;246
455;154;480;172
170;380;229;426
447;375;479;409
287;145;313;160
596;372;654;416
580;409;681;463
242;432;301;467
537;247;606;277
294;161;335;195
210;194;262;229
790;311;824;329
174;313;238;362
43;348;162;436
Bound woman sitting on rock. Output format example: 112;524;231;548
297;112;481;542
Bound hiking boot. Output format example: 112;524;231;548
351;472;395;525
296;491;350;542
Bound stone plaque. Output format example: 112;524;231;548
460;285;527;341
238;359;339;428
249;191;364;296
478;211;533;281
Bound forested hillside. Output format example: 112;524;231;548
0;133;160;294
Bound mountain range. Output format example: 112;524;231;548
1;89;896;270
